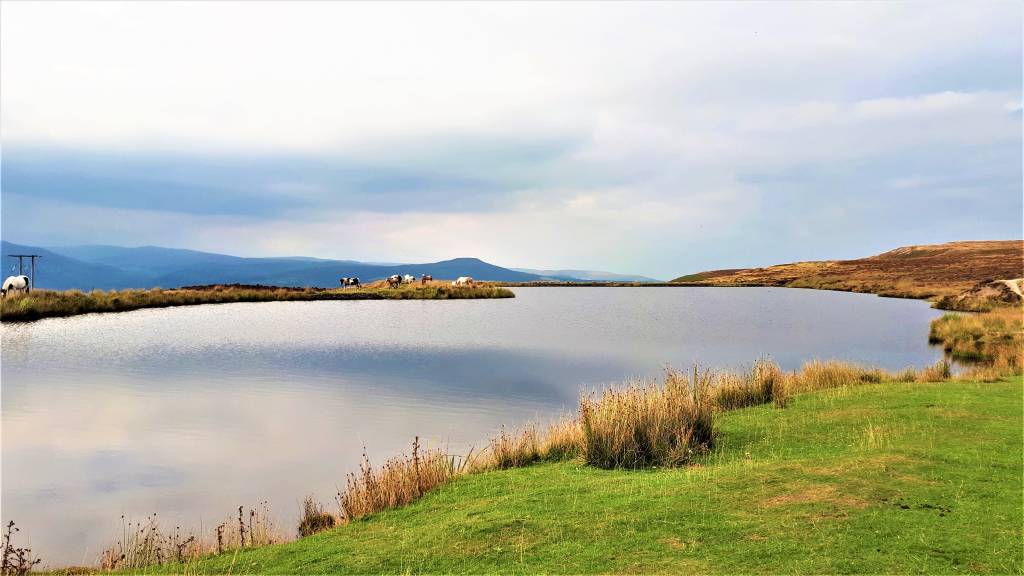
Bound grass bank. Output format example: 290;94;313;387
0;283;514;322
929;308;1023;373
72;355;989;574
154;376;1022;574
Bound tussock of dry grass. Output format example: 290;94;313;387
99;504;280;571
297;496;335;538
336;438;470;523
786;360;887;393
0;284;514;322
928;308;1023;378
714;358;787;410
470;419;584;472
579;367;716;469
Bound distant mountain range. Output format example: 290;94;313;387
0;241;652;290
511;268;660;283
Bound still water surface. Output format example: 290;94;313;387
1;287;944;563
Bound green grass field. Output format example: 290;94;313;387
166;377;1022;574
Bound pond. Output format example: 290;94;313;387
1;287;944;564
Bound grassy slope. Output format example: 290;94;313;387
671;240;1024;304
175;377;1022;574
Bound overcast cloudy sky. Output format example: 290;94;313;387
1;2;1020;278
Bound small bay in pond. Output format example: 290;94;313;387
1;287;944;563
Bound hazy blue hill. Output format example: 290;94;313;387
13;242;545;289
48;244;249;277
512;268;660;282
156;257;542;287
1;241;148;290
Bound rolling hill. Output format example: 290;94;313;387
1;242;144;291
511;268;660;283
672;240;1024;302
1;242;551;290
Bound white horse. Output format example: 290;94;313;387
452;276;474;287
402;274;416;284
1;275;30;297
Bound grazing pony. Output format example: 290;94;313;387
420;274;433;285
1;275;30;297
402;274;416;284
339;277;360;288
386;275;402;288
452;276;474;287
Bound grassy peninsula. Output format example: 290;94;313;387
148;376;1021;574
0;283;514;322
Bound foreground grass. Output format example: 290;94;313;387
0;284;514;322
160;377;1022;574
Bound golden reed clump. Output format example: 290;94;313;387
577;366;716;469
337;438;470;523
98;503;280;571
929;307;1023;378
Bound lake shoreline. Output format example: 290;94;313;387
1;279;1004;324
0;283;514;323
503;281;1023;311
5;292;1019;570
150;375;1023;575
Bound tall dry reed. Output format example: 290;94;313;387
297;496;336;537
336;438;470;523
929;308;1023;377
99;503;280;571
470;418;584;472
2;521;40;576
713;358;787;410
579;366;716;469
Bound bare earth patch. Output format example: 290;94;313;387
760;484;869;509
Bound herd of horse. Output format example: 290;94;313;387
339;274;475;289
1;273;478;298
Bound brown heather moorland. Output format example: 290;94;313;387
672;240;1024;308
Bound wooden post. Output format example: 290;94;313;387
8;255;41;289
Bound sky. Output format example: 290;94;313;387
1;1;1021;279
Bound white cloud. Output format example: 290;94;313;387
1;1;1020;275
